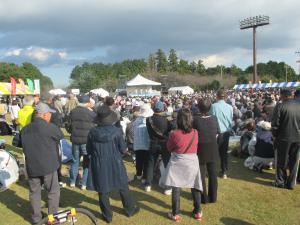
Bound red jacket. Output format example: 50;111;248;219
167;129;198;154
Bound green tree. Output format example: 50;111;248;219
230;64;243;76
177;59;191;74
236;75;249;84
190;62;197;74
196;60;206;75
148;54;156;72
156;49;168;73
168;49;178;72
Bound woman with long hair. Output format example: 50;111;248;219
160;108;203;222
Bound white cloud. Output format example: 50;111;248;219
5;48;22;56
2;47;69;66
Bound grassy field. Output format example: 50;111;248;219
0;134;299;225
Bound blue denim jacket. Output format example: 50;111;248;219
133;116;150;151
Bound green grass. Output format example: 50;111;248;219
0;134;299;225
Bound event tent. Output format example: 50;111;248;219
127;74;161;86
90;88;109;97
168;86;194;95
0;82;34;95
233;82;300;90
126;74;161;97
49;89;66;95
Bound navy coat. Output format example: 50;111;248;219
86;125;128;193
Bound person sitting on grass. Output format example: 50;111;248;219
160;108;203;222
244;121;274;172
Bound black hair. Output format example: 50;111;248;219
177;108;193;133
197;98;212;114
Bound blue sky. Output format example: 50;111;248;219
0;0;299;87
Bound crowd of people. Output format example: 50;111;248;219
1;87;300;224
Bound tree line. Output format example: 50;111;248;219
69;48;298;92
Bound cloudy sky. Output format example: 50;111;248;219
0;0;299;86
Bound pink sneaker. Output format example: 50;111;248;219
194;211;203;221
168;212;181;222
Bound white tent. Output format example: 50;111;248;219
0;149;19;192
127;74;161;86
49;89;66;95
168;86;194;95
126;74;161;97
90;88;109;97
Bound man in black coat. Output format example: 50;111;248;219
21;102;64;224
69;95;96;190
272;89;300;189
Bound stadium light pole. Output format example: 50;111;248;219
296;51;300;75
240;15;270;83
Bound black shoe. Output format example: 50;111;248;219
102;215;112;224
127;206;140;217
272;182;285;189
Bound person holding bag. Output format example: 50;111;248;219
160;108;203;222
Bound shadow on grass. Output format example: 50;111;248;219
224;155;275;187
220;217;255;225
0;188;32;223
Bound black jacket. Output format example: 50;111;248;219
21;118;64;177
70;106;96;144
146;113;170;140
193;114;219;163
272;100;300;142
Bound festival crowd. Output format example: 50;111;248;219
0;88;300;224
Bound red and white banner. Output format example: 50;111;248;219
10;77;17;96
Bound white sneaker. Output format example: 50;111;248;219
164;189;172;196
145;186;151;192
222;174;227;179
70;183;76;188
59;182;66;188
136;175;142;180
81;185;86;190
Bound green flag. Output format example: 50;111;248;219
26;79;34;92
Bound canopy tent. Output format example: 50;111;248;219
168;86;194;95
49;89;66;95
126;74;161;97
89;88;109;97
126;74;161;86
233;82;300;90
0;82;34;95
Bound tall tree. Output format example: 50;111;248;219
147;54;156;72
178;59;191;74
168;49;178;72
156;49;168;73
196;60;206;75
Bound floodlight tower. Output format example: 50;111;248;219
296;51;300;75
240;15;270;83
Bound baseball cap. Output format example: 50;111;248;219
35;102;56;113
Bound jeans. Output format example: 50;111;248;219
69;144;89;186
28;172;60;224
98;184;135;222
145;150;170;186
172;187;201;215
218;132;230;174
200;162;218;203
